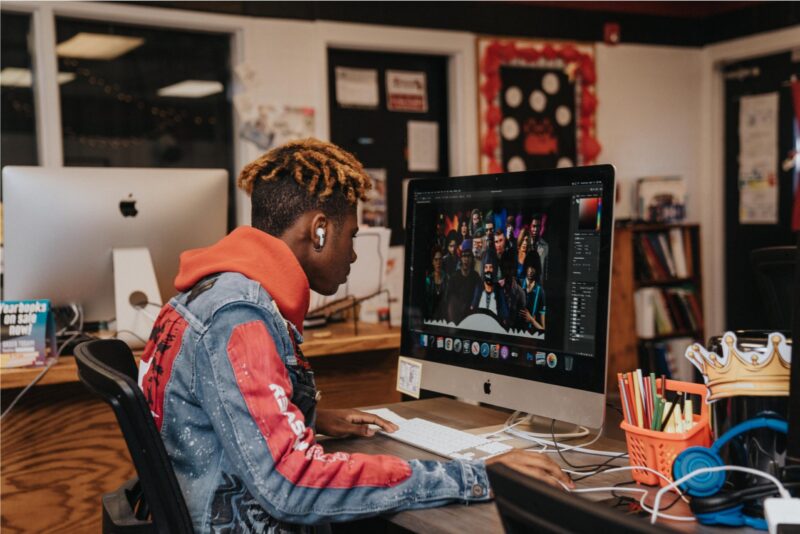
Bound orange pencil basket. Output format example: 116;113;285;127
620;378;712;486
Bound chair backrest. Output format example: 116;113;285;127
487;463;667;533
750;246;797;331
74;339;194;534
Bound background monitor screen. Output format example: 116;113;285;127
2;166;228;325
401;165;615;413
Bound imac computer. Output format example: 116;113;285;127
2;166;228;347
401;165;615;428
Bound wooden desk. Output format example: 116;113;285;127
324;398;745;534
0;321;399;390
0;321;400;533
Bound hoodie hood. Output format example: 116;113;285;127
174;226;310;332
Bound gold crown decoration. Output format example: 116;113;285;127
685;331;791;402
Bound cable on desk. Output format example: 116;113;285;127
1;357;58;421
611;480;684;515
548;419;629;471
502;411;591;439
2;304;87;421
556;481;695;523
499;410;631;462
563;465;689;504
650;465;790;525
111;329;150;344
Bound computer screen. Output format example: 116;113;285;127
401;165;614;427
2;167;228;333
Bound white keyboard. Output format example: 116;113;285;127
364;408;513;460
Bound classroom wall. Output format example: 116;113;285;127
7;1;798;338
595;44;703;221
233;18;706;224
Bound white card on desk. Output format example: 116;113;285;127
396;356;422;398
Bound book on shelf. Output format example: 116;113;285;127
633;228;692;282
634;286;702;338
656;233;677;276
669;228;689;278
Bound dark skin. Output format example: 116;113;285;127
278;205;572;488
279;207;399;437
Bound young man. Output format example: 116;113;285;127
138;139;571;532
529;213;549;281
447;241;481;323
470;257;509;327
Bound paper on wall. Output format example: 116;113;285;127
384;246;405;326
234;62;264;91
738;92;779;224
386;70;428;112
361;168;387;227
239;104;315;151
335;67;379;109
407;120;439;172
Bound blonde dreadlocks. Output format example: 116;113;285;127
238;138;372;236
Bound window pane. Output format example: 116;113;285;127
1;12;39;168
56;17;233;174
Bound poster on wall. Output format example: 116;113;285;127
361;168;388;227
237;104;315;151
738;92;779;224
335;67;380;109
477;38;601;174
407;120;439;172
386;70;428;112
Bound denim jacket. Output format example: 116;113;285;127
138;227;491;533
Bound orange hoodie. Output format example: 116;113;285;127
174;226;310;333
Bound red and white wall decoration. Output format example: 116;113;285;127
477;37;601;174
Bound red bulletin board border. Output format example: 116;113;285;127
477;37;601;173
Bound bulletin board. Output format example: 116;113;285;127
477;37;601;174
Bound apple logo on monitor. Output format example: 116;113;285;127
120;194;138;217
483;379;492;395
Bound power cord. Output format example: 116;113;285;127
2;304;88;421
650;465;790;524
0;357;58;421
111;329;149;345
503;415;628;461
548;419;629;471
610;480;683;515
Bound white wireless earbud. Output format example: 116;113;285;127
316;227;326;249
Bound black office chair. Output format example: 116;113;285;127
751;246;797;331
74;339;194;534
487;463;667;533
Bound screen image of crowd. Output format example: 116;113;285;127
422;208;551;340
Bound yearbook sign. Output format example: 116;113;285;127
1;300;56;368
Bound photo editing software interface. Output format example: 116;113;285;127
403;176;609;393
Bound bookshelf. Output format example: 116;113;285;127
607;222;705;390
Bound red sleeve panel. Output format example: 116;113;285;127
226;321;411;489
139;304;189;431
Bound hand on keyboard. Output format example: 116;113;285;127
316;408;400;438
486;449;575;491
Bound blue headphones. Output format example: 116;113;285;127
672;417;788;531
673;417;788;497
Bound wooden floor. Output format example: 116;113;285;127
1;382;136;533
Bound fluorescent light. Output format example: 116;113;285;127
57;72;76;85
0;67;31;87
56;32;144;60
0;67;76;87
157;80;224;98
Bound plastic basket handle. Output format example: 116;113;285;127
658;378;709;418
